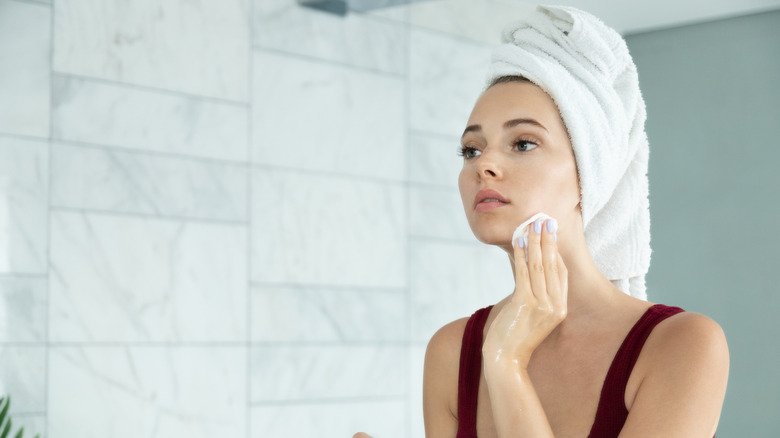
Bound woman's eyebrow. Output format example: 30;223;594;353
461;118;549;139
503;118;548;132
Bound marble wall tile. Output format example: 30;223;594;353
49;346;246;438
251;400;406;438
49;211;247;342
0;136;49;274
252;51;405;181
361;3;409;22
408;344;426;438
410;240;513;342
53;0;249;101
409;29;492;136
252;285;405;342
253;0;405;74
409;186;472;241
52;76;249;162
408;132;463;188
51;143;248;222
251;345;406;402
0;346;45;413
0;276;47;342
409;0;532;44
251;169;406;288
0;0;50;138
357;0;532;44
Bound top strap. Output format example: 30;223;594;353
456;306;493;438
588;304;685;437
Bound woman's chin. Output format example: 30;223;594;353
472;231;513;249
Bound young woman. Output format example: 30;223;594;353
421;75;728;438
357;5;728;438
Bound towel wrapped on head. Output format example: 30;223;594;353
486;5;650;300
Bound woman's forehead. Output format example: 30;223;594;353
467;82;565;132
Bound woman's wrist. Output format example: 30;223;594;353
483;342;532;368
482;349;531;380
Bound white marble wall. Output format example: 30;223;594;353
0;0;514;437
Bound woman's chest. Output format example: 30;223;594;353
473;345;617;438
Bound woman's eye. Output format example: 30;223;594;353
458;146;481;159
514;140;538;152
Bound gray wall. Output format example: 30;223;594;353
626;10;780;436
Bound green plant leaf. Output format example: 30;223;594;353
1;417;11;438
0;396;9;430
0;395;10;438
0;396;38;438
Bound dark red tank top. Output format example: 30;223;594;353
455;304;685;438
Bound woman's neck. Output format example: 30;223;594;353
502;225;641;339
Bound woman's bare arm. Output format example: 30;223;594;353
423;319;464;438
618;312;729;437
480;218;566;437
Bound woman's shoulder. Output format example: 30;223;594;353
422;315;474;425
622;306;729;434
426;316;471;364
626;306;729;409
426;305;496;361
644;308;728;360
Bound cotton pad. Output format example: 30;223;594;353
512;212;553;253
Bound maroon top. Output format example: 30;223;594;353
455;304;685;438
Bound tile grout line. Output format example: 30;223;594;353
403;9;413;438
46;136;414;188
51;71;251;107
48;205;247;227
0;273;48;279
49;137;252;167
18;340;409;347
249;281;406;293
0;132;49;143
45;0;54;435
7;0;49;8
249;395;406;407
252;45;405;79
246;1;255;436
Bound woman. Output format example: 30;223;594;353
358;5;728;438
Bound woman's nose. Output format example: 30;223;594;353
475;148;503;179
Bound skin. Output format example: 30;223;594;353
355;81;729;438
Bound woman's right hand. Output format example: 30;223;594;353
482;218;569;368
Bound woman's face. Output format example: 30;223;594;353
458;80;580;250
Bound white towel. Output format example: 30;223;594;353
486;5;650;300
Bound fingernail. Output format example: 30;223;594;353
547;218;558;233
517;236;525;248
534;219;543;234
547;219;558;242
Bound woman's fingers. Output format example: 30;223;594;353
526;219;548;303
541;219;565;315
513;223;531;299
558;252;568;313
488;216;568;365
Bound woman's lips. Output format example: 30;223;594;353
475;200;509;212
473;189;509;212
